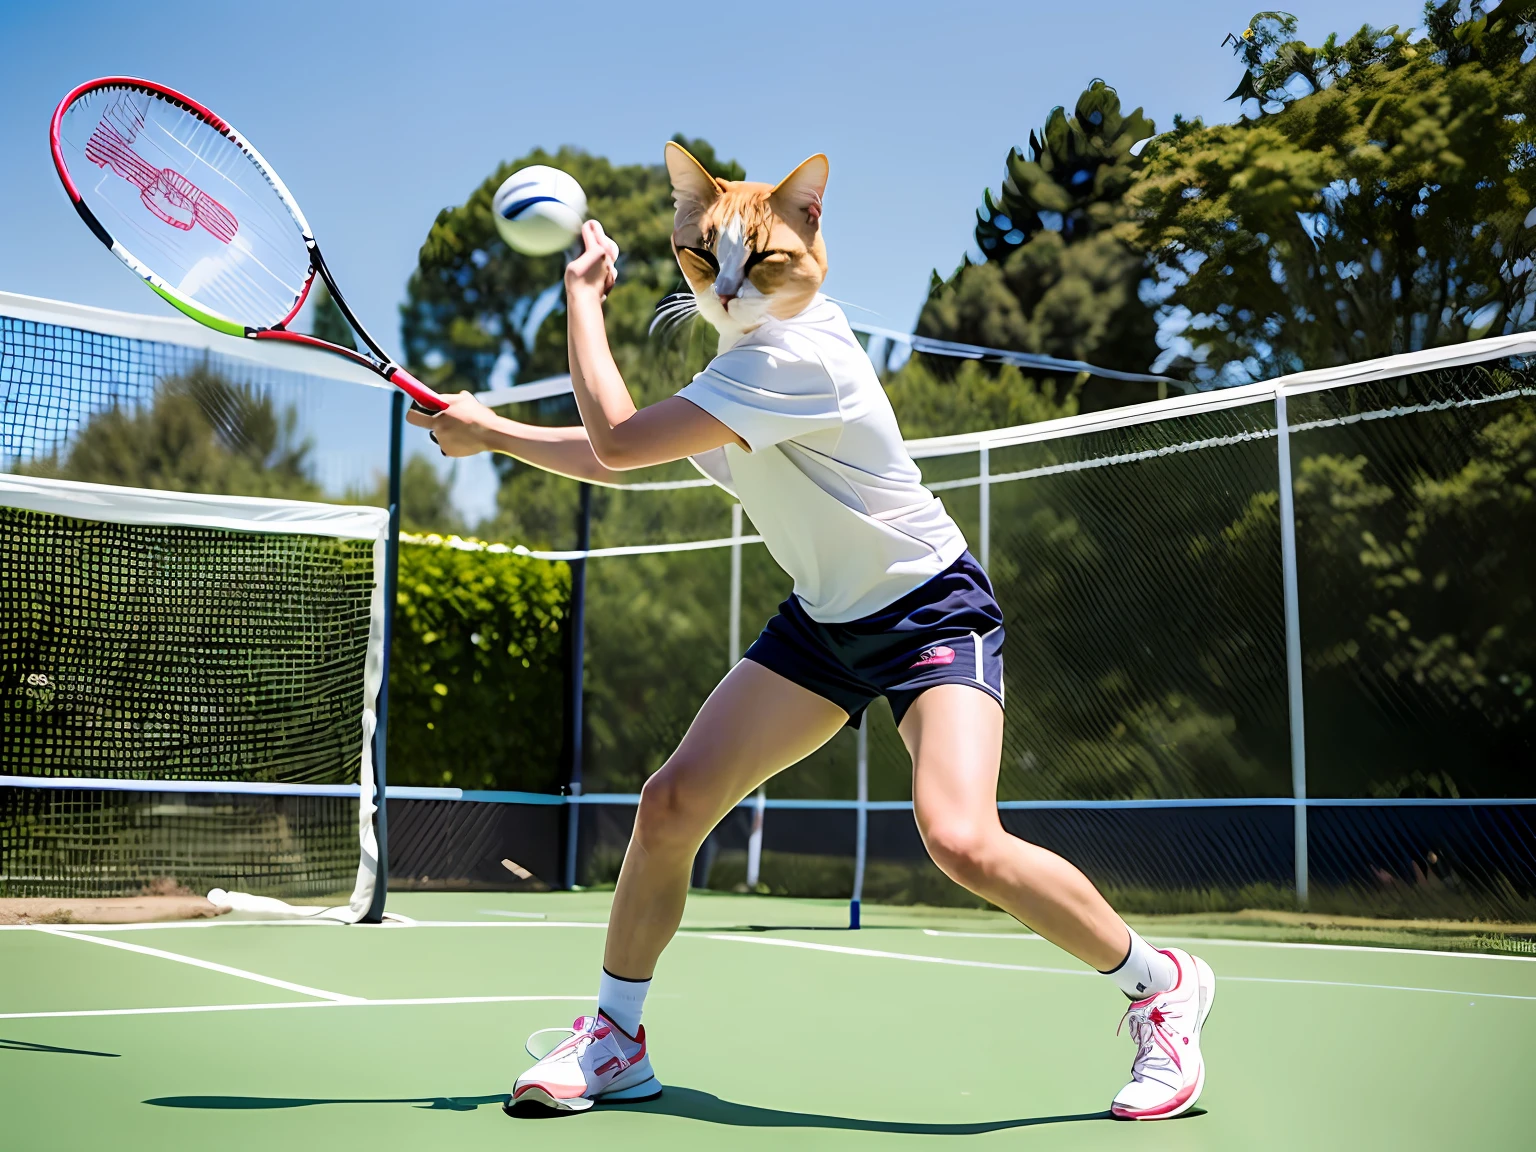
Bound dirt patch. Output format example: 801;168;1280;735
0;896;232;925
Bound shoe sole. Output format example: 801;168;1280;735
1112;953;1217;1121
505;1075;663;1116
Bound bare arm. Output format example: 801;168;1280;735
407;221;744;479
404;392;629;485
564;220;746;469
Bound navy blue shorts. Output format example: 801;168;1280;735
744;551;1005;728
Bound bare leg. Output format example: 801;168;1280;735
603;660;848;979
901;685;1128;971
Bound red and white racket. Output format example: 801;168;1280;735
50;77;448;413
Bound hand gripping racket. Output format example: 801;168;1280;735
50;77;448;413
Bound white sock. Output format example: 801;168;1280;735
1100;927;1177;1001
597;969;650;1037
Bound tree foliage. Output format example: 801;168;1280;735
19;365;320;499
308;282;357;351
348;454;467;536
402;137;743;397
1135;2;1536;383
911;80;1164;413
388;30;1536;834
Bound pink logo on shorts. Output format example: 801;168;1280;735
911;645;956;669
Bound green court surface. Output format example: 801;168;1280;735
3;892;1532;1151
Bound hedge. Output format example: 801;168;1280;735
387;536;569;791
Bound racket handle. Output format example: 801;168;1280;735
389;367;449;413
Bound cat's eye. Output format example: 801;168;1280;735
745;250;792;272
679;245;719;274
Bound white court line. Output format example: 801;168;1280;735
704;934;1091;977
706;935;1536;1002
381;921;607;929
42;929;357;1002
0;994;594;1022
1220;976;1536;1001
479;910;548;920
922;929;1536;963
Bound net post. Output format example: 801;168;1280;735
978;443;991;571
1275;388;1309;907
851;718;868;929
363;389;405;923
563;482;593;891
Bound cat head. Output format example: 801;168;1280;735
664;142;828;343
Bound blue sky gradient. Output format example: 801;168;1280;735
3;0;1425;336
0;0;1425;521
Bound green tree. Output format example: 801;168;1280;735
910;80;1163;414
885;358;1075;439
403;136;743;397
1133;3;1536;383
348;454;467;535
308;282;357;351
19;365;320;499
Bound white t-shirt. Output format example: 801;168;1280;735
680;296;967;623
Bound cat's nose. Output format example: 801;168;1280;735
717;291;738;310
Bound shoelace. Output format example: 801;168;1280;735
539;1017;633;1074
544;1018;606;1063
1117;1002;1184;1077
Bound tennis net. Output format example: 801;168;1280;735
1;291;397;917
0;475;389;914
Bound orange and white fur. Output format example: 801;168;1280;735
662;142;829;353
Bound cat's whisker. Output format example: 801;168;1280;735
649;292;699;339
651;312;698;344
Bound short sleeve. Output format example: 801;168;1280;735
678;343;843;452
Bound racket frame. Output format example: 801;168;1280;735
50;76;447;412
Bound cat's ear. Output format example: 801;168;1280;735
665;141;721;232
770;154;828;227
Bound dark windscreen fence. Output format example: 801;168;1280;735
520;335;1536;925
1;294;392;913
10;292;1533;926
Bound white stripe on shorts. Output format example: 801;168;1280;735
971;631;984;685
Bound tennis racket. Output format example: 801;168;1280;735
50;77;448;413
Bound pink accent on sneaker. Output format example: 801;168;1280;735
512;1013;659;1111
1110;948;1216;1121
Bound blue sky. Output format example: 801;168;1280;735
0;0;1425;520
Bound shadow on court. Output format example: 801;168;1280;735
1;1038;120;1058
616;1088;1119;1134
144;1089;1200;1134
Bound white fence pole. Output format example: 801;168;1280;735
729;502;743;670
1274;389;1309;906
731;503;770;891
979;443;991;571
745;786;767;891
851;719;869;929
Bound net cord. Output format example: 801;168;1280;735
0;291;385;391
0;473;389;539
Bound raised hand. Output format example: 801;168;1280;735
564;219;619;301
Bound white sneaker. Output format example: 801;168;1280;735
1110;947;1216;1120
507;1013;662;1113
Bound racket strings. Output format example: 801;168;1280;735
60;84;311;329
